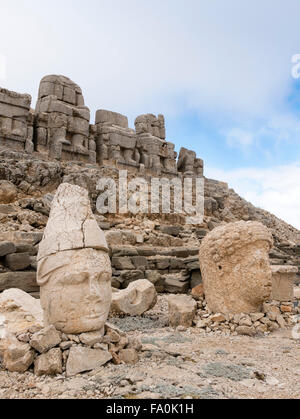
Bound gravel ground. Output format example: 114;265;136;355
1;296;300;399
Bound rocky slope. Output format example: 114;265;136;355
0;147;299;297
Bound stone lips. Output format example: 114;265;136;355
199;221;274;314
37;183;109;262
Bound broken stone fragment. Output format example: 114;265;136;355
66;347;112;377
236;326;256;337
79;330;104;347
30;325;61;354
34;348;63;376
111;279;157;316
0;288;43;335
118;348;139;364
3;338;34;373
168;294;197;327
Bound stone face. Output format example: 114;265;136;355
66;346;112;377
5;252;31;271
34;348;63;376
37;183;112;335
111;279;157;316
271;265;297;302
199;221;273;314
168;295;197;327
30;325;61;353
3;339;34;373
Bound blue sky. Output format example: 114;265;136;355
0;0;300;228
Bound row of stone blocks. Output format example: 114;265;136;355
0;75;204;178
0;233;298;303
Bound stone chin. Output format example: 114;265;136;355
37;248;112;335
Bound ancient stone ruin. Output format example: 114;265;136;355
0;75;300;397
0;75;204;178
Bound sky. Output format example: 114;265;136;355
0;0;300;228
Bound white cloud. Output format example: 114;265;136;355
0;0;300;122
206;163;300;229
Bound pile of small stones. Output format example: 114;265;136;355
3;323;142;377
193;293;298;337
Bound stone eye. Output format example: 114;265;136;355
70;272;89;284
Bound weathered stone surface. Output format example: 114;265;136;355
111;279;157;316
3;339;34;372
30;326;61;354
37;183;112;335
34;348;63;376
199;221;273;314
95;110;128;128
236;326;256;336
271;265;297;302
118;348;139;364
66;347;112;377
164;277;189;294
168;295;197;327
5;252;31;271
37;183;109;261
79;331;103;347
0;181;17;204
0;272;38;293
0;241;16;257
191;284;204;300
0;288;43;329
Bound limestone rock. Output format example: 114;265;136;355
66;347;112;377
3;338;34;373
0;272;38;293
118;348;139;364
271;265;297;302
34;348;63;376
191;284;204;300
37;183;109;261
30;325;61;354
37;183;112;335
0;241;16;257
0;289;43;336
111;279;157;316
199;221;273;314
5;252;31;271
168;295;197;327
79;331;103;347
236;326;256;337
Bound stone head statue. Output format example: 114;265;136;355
37;183;112;335
199;221;273;314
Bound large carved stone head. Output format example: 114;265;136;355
37;183;111;334
199;221;273;314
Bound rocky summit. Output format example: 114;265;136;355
0;75;300;400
